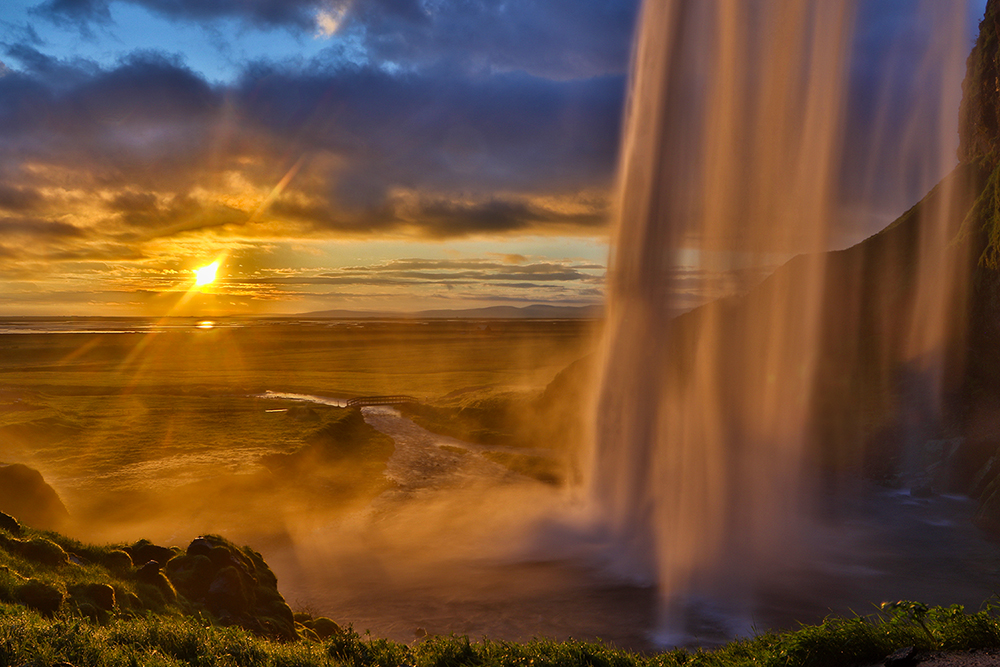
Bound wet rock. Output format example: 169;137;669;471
884;645;918;667
186;537;214;558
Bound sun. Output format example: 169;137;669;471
194;261;220;287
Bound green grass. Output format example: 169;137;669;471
1;509;999;667
1;599;1000;667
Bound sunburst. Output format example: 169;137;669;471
194;261;220;287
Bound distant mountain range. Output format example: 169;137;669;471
298;304;604;319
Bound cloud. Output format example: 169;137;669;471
29;0;113;30
0;20;44;47
0;184;43;212
337;0;639;79
30;0;326;32
0;44;619;270
28;0;639;80
309;257;603;287
0;216;84;239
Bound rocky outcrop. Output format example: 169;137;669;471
0;464;69;530
165;534;296;640
959;0;1000;169
0;526;301;640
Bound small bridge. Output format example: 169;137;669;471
345;395;418;407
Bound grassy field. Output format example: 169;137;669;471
3;596;1000;667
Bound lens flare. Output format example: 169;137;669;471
194;261;220;287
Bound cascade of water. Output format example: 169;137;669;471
590;0;973;636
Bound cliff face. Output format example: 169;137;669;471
959;0;1000;168
954;0;1000;527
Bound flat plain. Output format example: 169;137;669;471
0;317;599;542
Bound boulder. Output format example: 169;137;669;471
312;616;342;639
127;540;176;568
100;549;134;572
0;464;69;530
17;579;64;615
2;536;70;566
165;534;295;640
72;582;116;611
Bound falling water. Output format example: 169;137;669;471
591;0;973;637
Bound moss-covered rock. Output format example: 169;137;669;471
127;539;178;568
311;616;342;639
17;578;64;615
164;534;295;640
68;582;116;611
100;549;134;572
0;534;71;567
0;512;22;536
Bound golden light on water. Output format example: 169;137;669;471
196;321;215;329
194;261;220;287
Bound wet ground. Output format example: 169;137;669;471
271;408;1000;651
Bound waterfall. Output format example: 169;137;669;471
590;0;973;637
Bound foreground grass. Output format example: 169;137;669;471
2;600;1000;667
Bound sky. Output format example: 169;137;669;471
0;0;989;316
